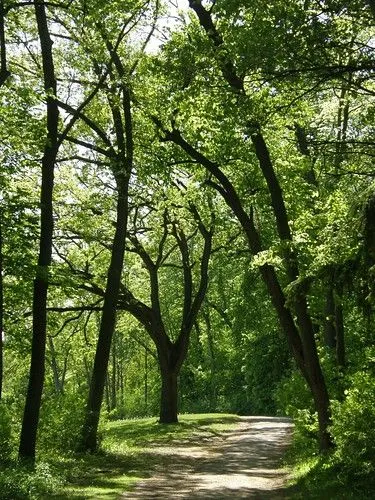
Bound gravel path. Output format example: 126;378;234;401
120;416;293;499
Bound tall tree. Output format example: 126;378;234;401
147;0;337;450
79;74;133;453
18;0;59;462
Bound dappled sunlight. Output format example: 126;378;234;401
120;416;293;499
49;415;293;498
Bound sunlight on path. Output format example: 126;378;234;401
120;416;293;499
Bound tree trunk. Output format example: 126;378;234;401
119;359;124;414
203;307;217;410
80;174;129;452
159;365;178;424
19;0;58;462
111;333;117;410
157;339;181;424
0;1;10;86
294;294;333;451
144;348;148;413
105;373;110;412
48;336;63;394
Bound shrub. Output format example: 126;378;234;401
0;462;63;500
274;369;314;418
331;371;375;475
38;391;86;453
0;402;14;462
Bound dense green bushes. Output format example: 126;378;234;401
37;392;86;453
331;371;375;476
0;463;63;500
0;401;14;463
277;364;375;497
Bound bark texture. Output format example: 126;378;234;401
19;0;59;461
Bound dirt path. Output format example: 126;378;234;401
120;416;293;499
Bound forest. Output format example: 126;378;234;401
0;0;374;498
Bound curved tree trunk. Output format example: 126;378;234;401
335;282;345;368
186;0;333;452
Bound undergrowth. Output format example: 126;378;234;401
278;369;375;499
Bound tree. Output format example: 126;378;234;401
78;55;133;453
18;0;59;462
145;0;372;450
121;190;214;423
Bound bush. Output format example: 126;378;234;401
274;369;314;418
38;391;86;453
331;371;375;475
0;402;14;462
0;462;63;500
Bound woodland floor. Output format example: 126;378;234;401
120;416;294;499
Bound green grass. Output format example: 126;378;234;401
46;413;240;499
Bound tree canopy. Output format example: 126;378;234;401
0;0;374;495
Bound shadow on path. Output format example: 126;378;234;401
120;416;293;499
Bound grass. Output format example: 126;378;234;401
46;413;240;499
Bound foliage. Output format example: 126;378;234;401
0;401;13;462
241;329;291;415
37;392;87;453
331;370;375;475
1;0;375;495
0;462;63;500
